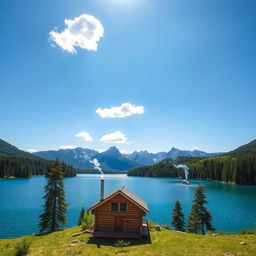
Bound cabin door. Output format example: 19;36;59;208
115;216;123;231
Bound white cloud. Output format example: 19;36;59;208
96;103;145;118
59;145;76;150
49;14;104;53
26;149;38;153
99;131;128;144
75;131;93;141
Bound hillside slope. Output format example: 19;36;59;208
227;139;256;156
0;139;40;159
0;139;76;178
0;226;255;256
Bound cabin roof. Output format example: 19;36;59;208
89;186;149;213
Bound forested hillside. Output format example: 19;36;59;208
128;140;256;185
226;139;256;157
0;157;48;178
0;139;76;178
0;139;40;159
128;159;184;177
181;155;256;185
0;157;76;178
128;155;256;185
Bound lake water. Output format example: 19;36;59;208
0;174;256;238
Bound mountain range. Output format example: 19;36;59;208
34;146;222;171
125;147;221;166
1;138;256;172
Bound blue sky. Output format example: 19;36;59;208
0;0;255;154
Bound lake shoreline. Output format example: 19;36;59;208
2;172;255;186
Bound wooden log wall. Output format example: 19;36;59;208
92;193;145;233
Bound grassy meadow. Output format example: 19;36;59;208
0;226;256;256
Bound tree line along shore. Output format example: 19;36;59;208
128;154;256;185
0;156;76;178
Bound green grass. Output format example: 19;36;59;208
0;227;255;256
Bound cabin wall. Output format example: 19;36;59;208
92;193;145;233
123;218;141;232
96;215;115;231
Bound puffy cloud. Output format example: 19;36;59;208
49;14;104;53
96;103;145;118
59;145;76;150
99;131;128;144
26;149;38;153
75;131;93;141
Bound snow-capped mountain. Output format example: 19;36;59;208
124;147;221;166
34;146;222;171
34;146;142;171
34;147;98;169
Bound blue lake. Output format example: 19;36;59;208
0;174;256;238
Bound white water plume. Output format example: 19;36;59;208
90;158;104;179
176;164;189;180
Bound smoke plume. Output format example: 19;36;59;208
176;164;189;180
90;158;104;179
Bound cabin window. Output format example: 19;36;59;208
120;203;127;212
111;202;118;212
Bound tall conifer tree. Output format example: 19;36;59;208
39;159;68;233
171;200;185;231
77;207;85;226
187;185;214;234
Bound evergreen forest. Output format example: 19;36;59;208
128;154;256;185
0;157;76;178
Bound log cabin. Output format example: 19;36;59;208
89;180;149;239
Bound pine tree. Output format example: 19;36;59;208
171;200;185;231
77;207;85;226
39;159;68;233
187;204;200;233
187;185;214;234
